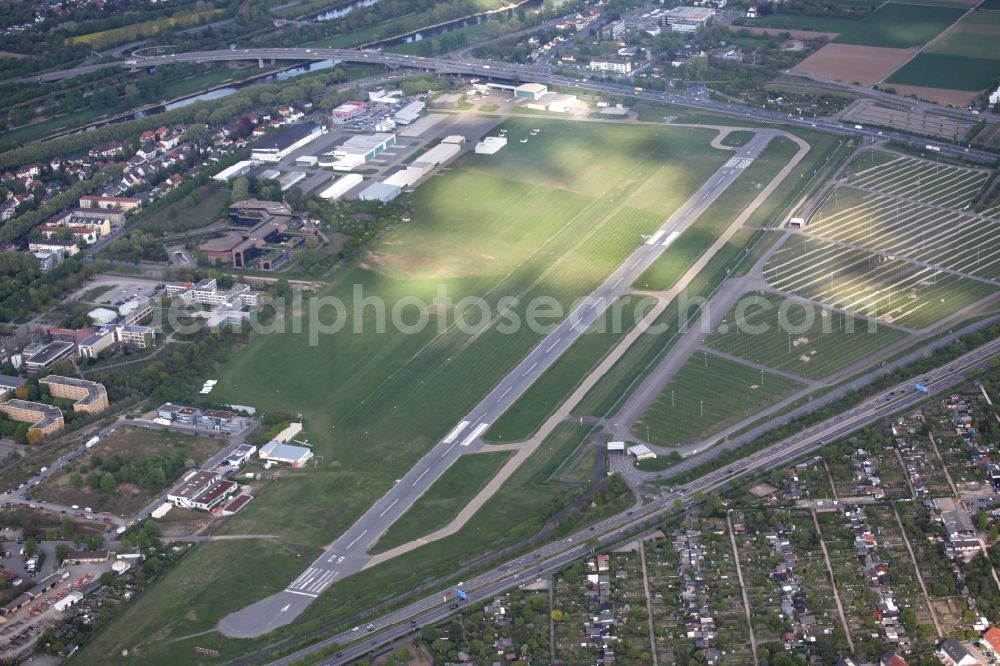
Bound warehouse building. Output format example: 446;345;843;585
278;171;306;191
383;168;423;189
329;133;397;171
394;100;425;125
430;92;464;109
515;83;548;100
39;375;109;415
475;136;507;154
318;173;364;200
212;160;256;182
250;124;323;162
663;6;714;32
358;181;402;203
259;440;314;467
412;142;462;171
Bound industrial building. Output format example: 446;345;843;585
0;399;64;437
412;142;462;171
358;181;402;203
328;133;397;171
394;100;425;125
278;171;306;191
430;93;464;109
259;440;314;467
515;83;548;100
250;124;323;162
383;168;423;189
39;375;109;415
167;470;238;511
475;136;508;154
211;161;256;182
318;173;364;200
331;100;366;122
664;6;714;31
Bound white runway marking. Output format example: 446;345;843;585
499;386;512;399
346;529;368;550
645;229;666;245
459;422;490;446
523;362;537;376
545;338;561;353
412;468;430;486
285;589;318;598
724;157;753;169
612;277;622;288
378;498;399;517
660;231;681;248
442;420;470;444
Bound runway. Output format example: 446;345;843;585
217;130;780;638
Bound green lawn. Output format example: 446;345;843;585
80;119;725;662
370;450;513;553
705;292;908;378
834;3;966;47
886;53;1000;90
82;284;114;302
135;185;231;236
632;353;803;447
745;14;863;33
634;134;799;291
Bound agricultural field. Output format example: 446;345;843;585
844;152;989;209
742;14;862;33
809;187;1000;280
925;8;1000;59
886;53;1000;91
632;352;803;447
705;292;907;379
834;3;966;48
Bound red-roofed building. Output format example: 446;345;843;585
981;626;1000;656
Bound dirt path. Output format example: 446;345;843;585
726;514;758;664
810;509;855;652
892;504;943;639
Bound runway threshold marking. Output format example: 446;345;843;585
660;231;681;248
286;589;319;598
442;420;470;444
459;422;490;446
645;229;666;245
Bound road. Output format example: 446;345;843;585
216;130;778;638
265;336;1000;665
28;47;997;165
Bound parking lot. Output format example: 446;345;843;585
76;275;163;306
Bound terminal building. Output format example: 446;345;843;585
250;124;323;162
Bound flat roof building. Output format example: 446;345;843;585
394;100;425;125
330;133;397;171
212;160;256;182
40;375;109;414
358;181;402;203
475;136;507;155
0;375;26;394
318;173;364;200
168;470;237;510
251;124;323;163
515;83;548;100
412;142;462;171
259;440;314;467
0;399;64;437
23;340;75;373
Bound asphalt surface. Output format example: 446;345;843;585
216;130;778;638
265;336;1000;666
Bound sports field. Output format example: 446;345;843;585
86;119;725;662
834;3;966;48
764;236;997;328
632;353;802;447
705;293;907;379
810;186;1000;280
845;152;988;209
886;53;1000;91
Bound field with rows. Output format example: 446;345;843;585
845;152;989;209
810;186;1000;281
764;236;997;328
833;3;965;48
705;292;907;379
632;353;802;447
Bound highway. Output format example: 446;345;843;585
266;335;1000;666
29;47;997;165
217;129;780;638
